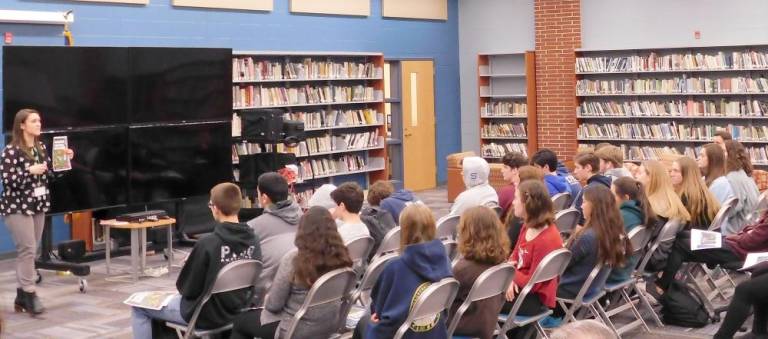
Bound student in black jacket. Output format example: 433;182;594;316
130;183;261;339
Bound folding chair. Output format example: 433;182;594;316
634;218;682;327
345;235;375;279
165;259;263;339
556;262;608;326
371;226;400;260
551;192;572;213
392;277;460;339
499;248;573;339
554;208;580;240
446;263;515;338
483;201;504;219
353;253;398;309
284;267;357;339
436;214;461;259
596;226;651;338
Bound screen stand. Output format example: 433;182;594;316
35;215;90;292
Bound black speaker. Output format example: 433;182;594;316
241;108;284;143
281;120;306;145
58;239;86;261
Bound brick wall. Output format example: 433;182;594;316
534;0;581;161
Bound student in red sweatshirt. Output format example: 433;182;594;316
504;180;564;339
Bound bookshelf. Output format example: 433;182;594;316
478;51;537;161
231;51;388;208
575;45;768;166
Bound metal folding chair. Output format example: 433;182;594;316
556;262;608;326
447;263;515;338
371;226;400;260
554;208;580;240
499;248;573;339
436;214;461;259
634;218;682;327
392;277;460;339
345;235;375;279
551;192;572;213
283;268;357;339
165;260;263;339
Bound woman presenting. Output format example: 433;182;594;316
2;109;73;316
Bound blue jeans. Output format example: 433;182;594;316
131;294;187;339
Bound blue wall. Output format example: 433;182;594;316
0;0;460;253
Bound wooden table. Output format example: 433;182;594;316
100;218;176;281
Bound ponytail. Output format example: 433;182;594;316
613;176;658;229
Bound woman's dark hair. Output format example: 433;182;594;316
612;176;657;228
515;180;555;229
571;185;631;267
293;206;353;287
701;143;727;187
725;140;753;176
11;108;43;159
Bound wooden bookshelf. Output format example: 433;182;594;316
575;45;768;166
478;51;537;161
231;51;388;207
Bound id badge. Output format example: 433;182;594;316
33;186;47;197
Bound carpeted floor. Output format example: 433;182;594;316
0;186;743;338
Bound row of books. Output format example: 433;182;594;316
481;123;527;138
577;76;768;95
233;85;382;108
480;102;527;116
481;142;528;158
284;109;383;129
579;144;768;165
285;131;381;156
576;50;768;73
233;57;382;81
297;155;368;180
578;122;768;141
577;99;768;117
232;143;279;159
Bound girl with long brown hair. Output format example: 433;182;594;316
669;157;721;230
232;206;352;339
505;180;564;337
3;109;73;316
636;160;691;223
724;140;761;235
449;206;510;339
542;185;631;328
607;177;657;284
699;143;734;203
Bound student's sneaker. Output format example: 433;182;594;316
539;315;563;329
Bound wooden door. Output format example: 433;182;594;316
401;60;436;191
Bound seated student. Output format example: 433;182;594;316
556;160;583;200
331;182;371;243
360;181;397;256
669;157;720;230
450;156;498;216
713;130;732;150
530;148;570;197
595;145;633;181
231;206;353;339
354;204;452;339
379;183;422;225
247;172;303;302
571;151;611;226
714;262;768;339
518;165;545;183
504;180;563;338
699;143;735;204
656;210;768;295
498;152;528;220
448;206;510;339
724;140;761;235
606;177;657;285
542;185;631;328
308;183;338;211
131;183;261;339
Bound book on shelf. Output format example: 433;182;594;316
481;102;527;116
285;109;383;129
576;50;768;73
481;142;528;158
233;84;383;108
481;123;527;138
578;99;768;117
578;122;768;142
576;76;768;96
233;57;382;82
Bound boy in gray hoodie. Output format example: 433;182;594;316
595;145;632;182
450;156;498;216
247;172;303;303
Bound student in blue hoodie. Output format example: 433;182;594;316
354;204;452;339
380;184;422;225
571;151;611;226
530;149;570;197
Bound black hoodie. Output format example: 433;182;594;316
176;221;261;329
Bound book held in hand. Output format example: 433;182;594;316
690;229;722;251
739;252;768;271
52;136;71;172
123;291;177;310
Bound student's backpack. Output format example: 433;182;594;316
659;280;712;328
360;206;397;259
